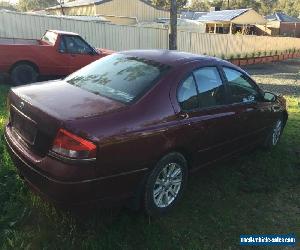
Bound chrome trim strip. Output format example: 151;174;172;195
48;150;96;164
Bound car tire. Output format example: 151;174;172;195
11;63;38;85
144;152;188;216
264;117;284;149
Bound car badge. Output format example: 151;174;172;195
19;101;25;110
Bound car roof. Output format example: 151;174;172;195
47;30;79;36
120;49;223;67
119;49;251;78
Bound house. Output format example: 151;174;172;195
265;12;300;37
0;1;16;11
138;18;206;33
189;8;267;35
46;0;170;24
181;10;207;20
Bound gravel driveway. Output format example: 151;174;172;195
243;58;300;97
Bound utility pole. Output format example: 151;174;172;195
169;0;177;50
59;0;65;15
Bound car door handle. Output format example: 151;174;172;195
245;106;258;112
179;113;189;119
178;113;191;126
272;105;281;111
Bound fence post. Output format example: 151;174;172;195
240;35;244;56
189;32;192;52
138;27;141;49
225;35;229;58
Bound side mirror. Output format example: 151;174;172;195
88;51;95;55
88;49;98;56
264;91;277;102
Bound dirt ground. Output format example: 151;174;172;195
243;58;300;97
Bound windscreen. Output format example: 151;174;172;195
65;54;170;103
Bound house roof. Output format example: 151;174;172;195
181;11;207;20
47;0;167;11
55;15;109;22
47;0;104;9
197;8;249;22
266;12;300;23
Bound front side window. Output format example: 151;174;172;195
63;35;93;54
59;38;66;53
193;67;226;108
65;54;170;103
177;75;198;110
223;67;259;103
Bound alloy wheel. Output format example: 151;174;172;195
272;120;282;146
153;163;183;208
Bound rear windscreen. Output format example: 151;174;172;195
65;54;170;103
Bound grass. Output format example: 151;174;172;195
0;84;300;249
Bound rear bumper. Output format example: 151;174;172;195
4;125;148;205
4;130;96;204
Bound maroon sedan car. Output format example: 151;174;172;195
4;50;287;215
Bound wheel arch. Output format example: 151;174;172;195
9;60;40;74
158;147;192;170
282;110;288;126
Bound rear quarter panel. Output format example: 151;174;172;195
64;67;188;178
0;42;60;75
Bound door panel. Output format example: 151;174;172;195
62;35;98;72
222;67;269;146
69;54;97;72
43;36;71;76
179;107;239;167
176;66;242;168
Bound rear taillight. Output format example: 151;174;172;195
52;129;97;159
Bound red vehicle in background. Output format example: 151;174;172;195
0;30;113;84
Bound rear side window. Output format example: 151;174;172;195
223;67;259;103
177;76;198;110
41;31;58;45
193;67;226;108
65;54;170;103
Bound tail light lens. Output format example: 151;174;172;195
52;129;97;159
